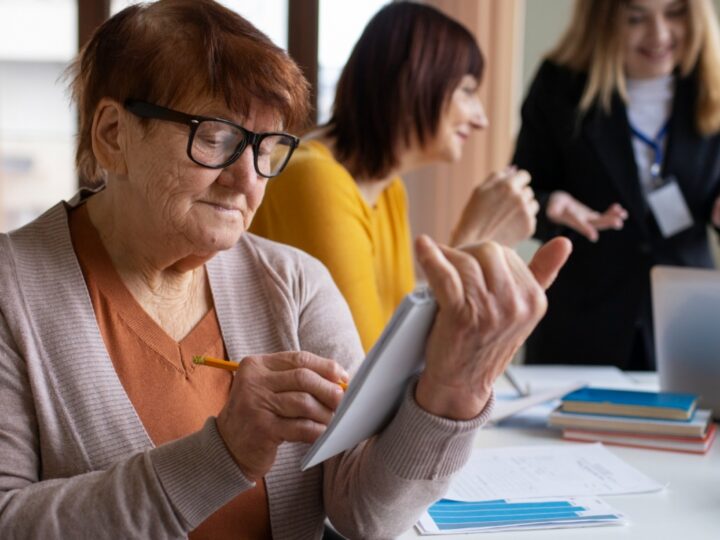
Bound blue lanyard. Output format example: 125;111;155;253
629;119;670;180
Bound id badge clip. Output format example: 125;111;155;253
646;174;694;237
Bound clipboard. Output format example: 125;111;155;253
301;287;437;470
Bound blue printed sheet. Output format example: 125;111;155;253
416;497;625;534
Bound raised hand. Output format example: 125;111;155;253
414;235;572;420
546;190;627;242
216;352;348;480
451;167;539;248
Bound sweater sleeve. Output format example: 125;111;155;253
323;385;493;540
0;307;254;539
250;147;389;351
292;260;493;539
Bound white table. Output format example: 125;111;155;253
398;372;720;540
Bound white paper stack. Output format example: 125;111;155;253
415;443;663;535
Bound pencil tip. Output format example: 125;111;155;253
192;355;204;364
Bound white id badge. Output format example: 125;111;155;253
646;178;694;237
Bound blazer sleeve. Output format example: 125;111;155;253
513;61;572;241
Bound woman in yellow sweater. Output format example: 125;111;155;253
250;2;538;352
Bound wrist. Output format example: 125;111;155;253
415;372;491;420
451;220;490;248
216;413;259;481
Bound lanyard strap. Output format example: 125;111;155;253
629;119;670;179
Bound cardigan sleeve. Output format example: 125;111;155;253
323;385;493;539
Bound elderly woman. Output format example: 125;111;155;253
0;1;570;539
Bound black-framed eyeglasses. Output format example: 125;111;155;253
124;99;299;178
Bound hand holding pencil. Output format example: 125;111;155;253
193;355;348;390
212;351;350;481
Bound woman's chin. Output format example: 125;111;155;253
194;230;245;253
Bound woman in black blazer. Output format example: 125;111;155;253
514;0;720;370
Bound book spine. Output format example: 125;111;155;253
562;435;710;455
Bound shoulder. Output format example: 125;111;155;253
0;202;78;328
385;177;408;200
262;140;364;210
273;141;356;191
243;233;330;279
215;233;335;297
211;234;363;365
378;177;410;217
0;202;70;272
525;59;586;108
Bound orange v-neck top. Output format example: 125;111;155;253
68;204;271;539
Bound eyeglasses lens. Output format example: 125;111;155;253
191;121;294;176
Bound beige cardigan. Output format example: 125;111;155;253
0;196;492;539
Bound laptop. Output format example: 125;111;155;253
651;265;720;417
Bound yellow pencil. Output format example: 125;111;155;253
192;355;349;390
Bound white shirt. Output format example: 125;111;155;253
626;75;675;192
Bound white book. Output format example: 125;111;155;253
301;288;437;470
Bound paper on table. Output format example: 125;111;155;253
490;382;584;424
506;365;636;393
445;443;664;501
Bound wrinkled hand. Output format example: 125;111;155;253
712;195;720;228
216;352;348;480
451;167;539;248
547;191;627;242
414;235;572;420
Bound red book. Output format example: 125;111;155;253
562;423;717;455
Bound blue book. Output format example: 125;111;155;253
560;387;698;420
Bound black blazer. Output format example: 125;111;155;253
514;60;720;370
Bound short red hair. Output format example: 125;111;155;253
67;0;309;184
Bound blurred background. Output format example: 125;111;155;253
0;0;717;265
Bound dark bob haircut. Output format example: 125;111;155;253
326;1;484;180
67;0;309;184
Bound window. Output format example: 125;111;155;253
0;0;77;231
317;0;388;123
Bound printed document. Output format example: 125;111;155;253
445;443;664;501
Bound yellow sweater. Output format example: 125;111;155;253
250;140;415;352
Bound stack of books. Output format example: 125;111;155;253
548;387;716;454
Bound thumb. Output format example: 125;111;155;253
528;237;572;290
415;235;463;307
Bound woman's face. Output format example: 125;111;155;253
425;75;488;163
123;98;277;256
622;0;689;79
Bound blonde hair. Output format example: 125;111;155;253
548;0;720;134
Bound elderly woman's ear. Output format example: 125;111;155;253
90;98;129;176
